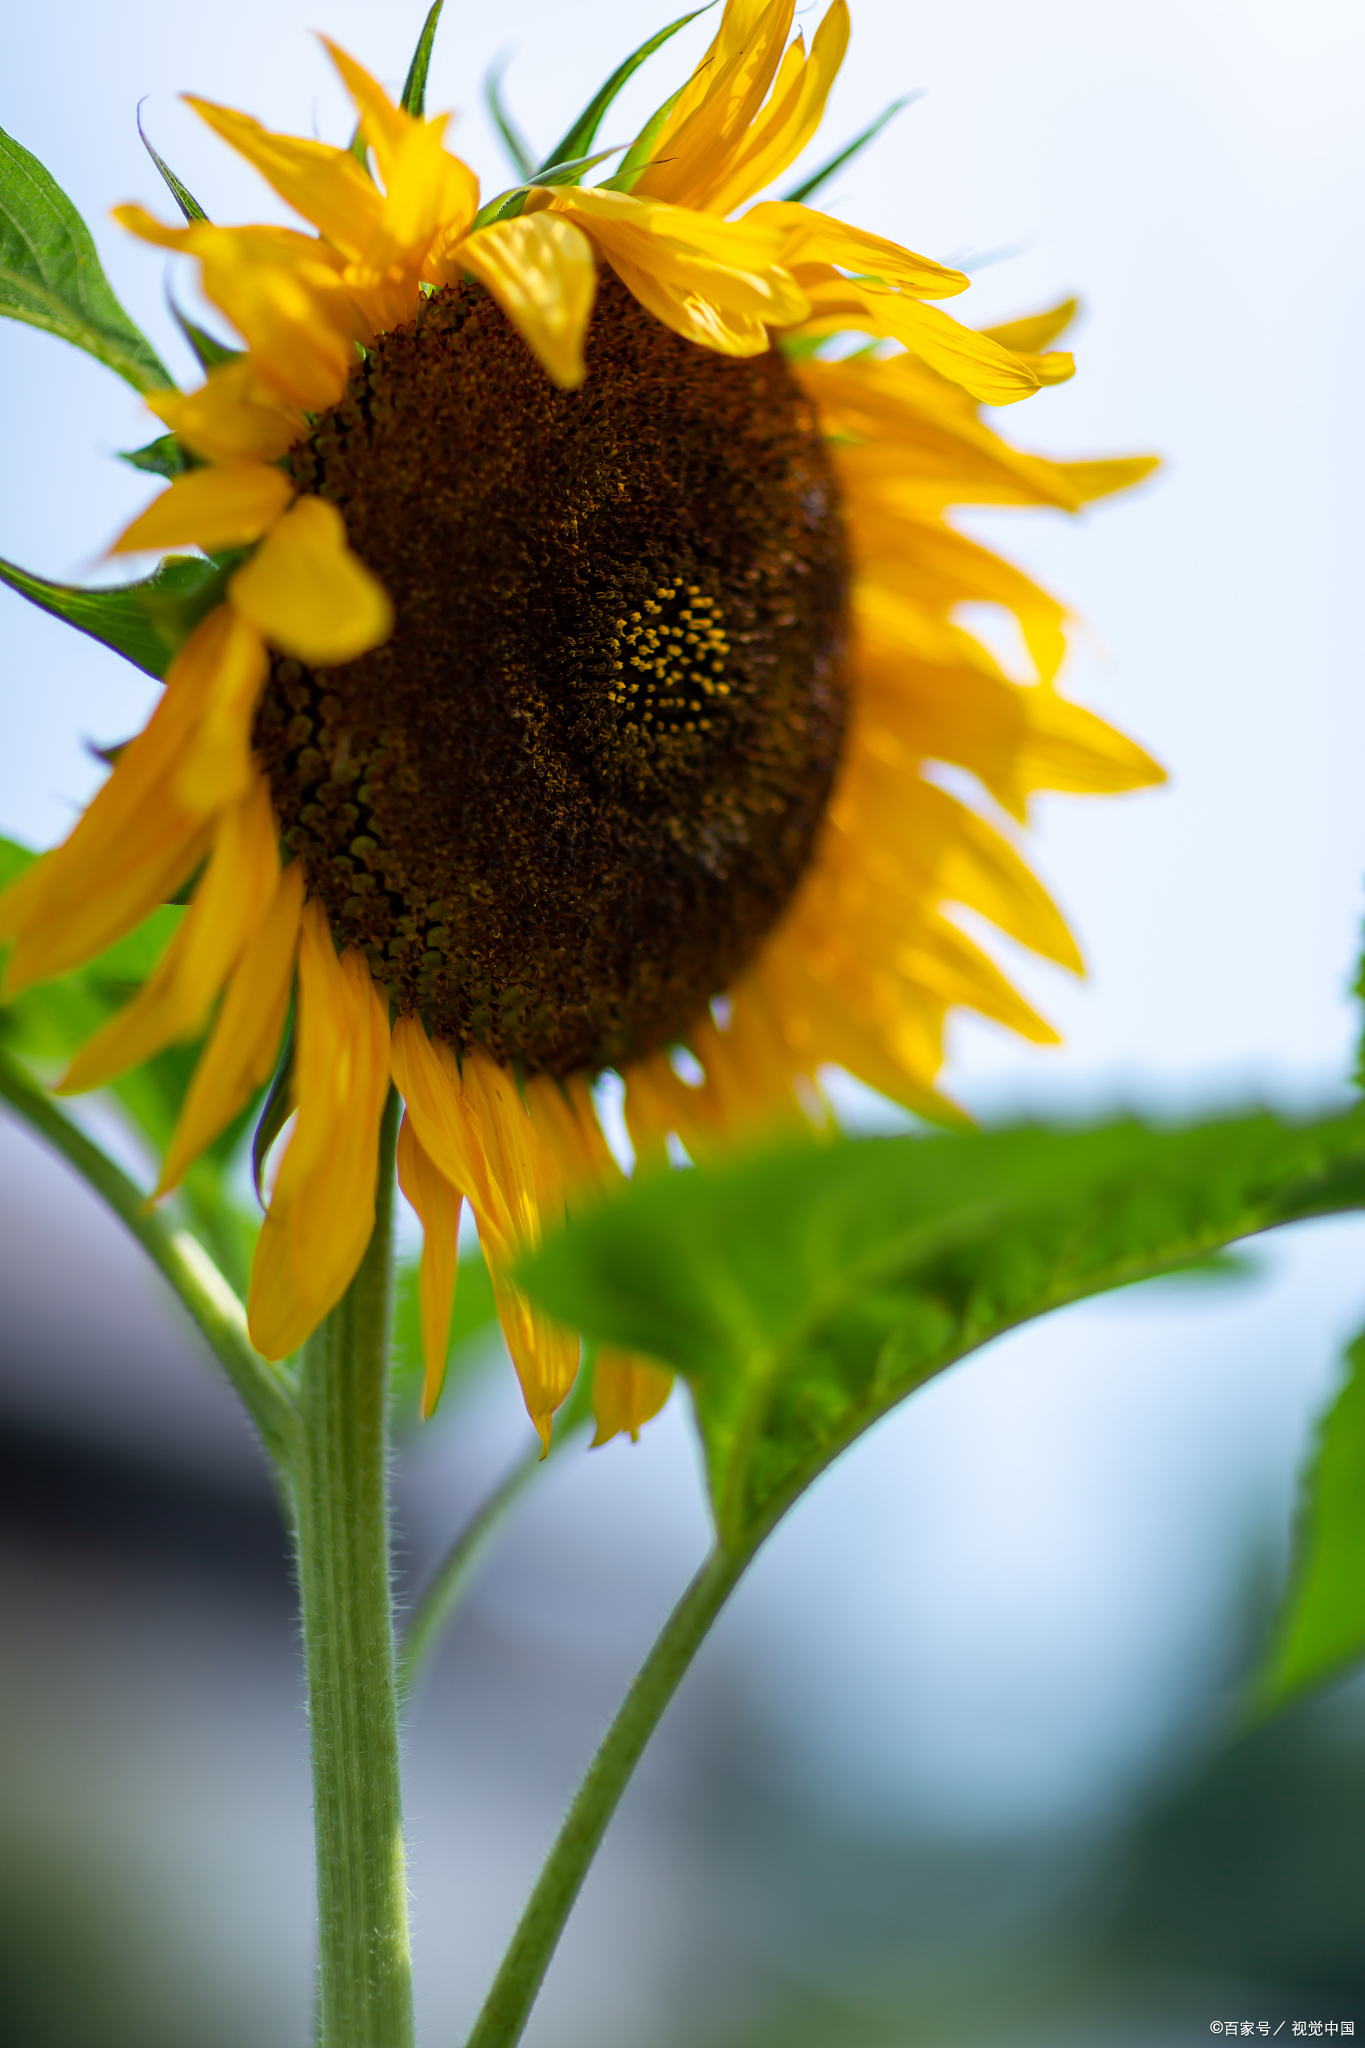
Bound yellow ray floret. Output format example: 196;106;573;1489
391;1018;579;1446
56;775;280;1096
156;857;305;1197
249;902;392;1360
395;1111;464;1419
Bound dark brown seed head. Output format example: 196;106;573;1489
255;271;849;1075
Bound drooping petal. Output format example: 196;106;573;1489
457;213;597;388
591;1351;674;1446
57;773;280;1094
248;906;391;1360
0;607;264;992
747;201;968;297
391;1016;579;1444
791;269;1041;404
112;462;294;555
156;858;305;1196
395;1110;463;1418
522;1072;622;1205
229;496;394;664
148;361;306;465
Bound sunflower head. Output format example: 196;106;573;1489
0;0;1162;1449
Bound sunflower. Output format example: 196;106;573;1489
0;0;1161;1449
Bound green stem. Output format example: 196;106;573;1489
293;1090;413;2048
0;1044;296;1465
464;1542;748;2048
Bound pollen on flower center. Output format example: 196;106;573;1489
254;273;850;1074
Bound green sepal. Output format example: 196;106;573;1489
168;297;240;371
0;122;171;393
135;550;241;660
1257;1327;1365;1712
400;0;446;120
484;56;536;182
536;5;714;179
778;93;919;206
479;148;625;228
252;1022;295;1205
119;433;192;478
599;84;686;195
137;106;209;224
520;1107;1365;1553
0;549;225;679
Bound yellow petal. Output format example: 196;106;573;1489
645;0;777;163
321;41;478;257
0;607;262;992
459;214;597;388
114;209;358;410
113;462;294;555
980;299;1079;354
172;607;270;814
700;2;852;217
635;0;795;208
395;1111;463;1418
551;188;808;354
229;497;393;664
320;40;416;191
748;201;968;298
523;1072;622;1205
57;773;279;1095
248;908;391;1359
591;1351;674;1446
185;96;382;261
391;1016;578;1443
149;361;306;465
850;503;1069;684
793;269;1040;403
156;858;305;1195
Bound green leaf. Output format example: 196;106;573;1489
400;0;446;120
0;550;227;679
778;94;920;206
119;433;191;478
519;1108;1365;1551
1259;1328;1365;1711
0;123;171;393
137;106;208;224
600;84;686;195
536;6;713;178
484;56;537;182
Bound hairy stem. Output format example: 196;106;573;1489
464;1542;748;2048
293;1090;413;2048
0;1045;296;1464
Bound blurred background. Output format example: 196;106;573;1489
2;0;1364;2041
